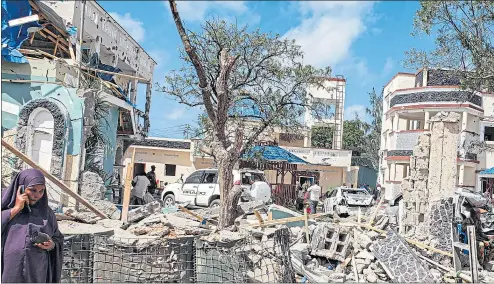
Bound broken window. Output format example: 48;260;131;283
485;127;494;141
202;172;217;184
185;171;203;184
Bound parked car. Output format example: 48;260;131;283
160;168;271;208
324;187;374;216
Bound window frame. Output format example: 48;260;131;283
165;164;177;177
184;171;204;184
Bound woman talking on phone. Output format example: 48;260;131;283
1;169;64;283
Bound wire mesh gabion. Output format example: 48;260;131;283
61;227;294;283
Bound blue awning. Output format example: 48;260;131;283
242;145;308;164
480;167;494;175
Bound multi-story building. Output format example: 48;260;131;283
379;69;484;200
1;0;156;204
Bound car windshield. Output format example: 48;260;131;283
342;189;369;195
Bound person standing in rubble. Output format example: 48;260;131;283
131;171;150;206
1;169;64;283
146;165;157;195
295;181;304;211
307;181;322;214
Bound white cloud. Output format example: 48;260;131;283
109;12;145;42
381;57;394;77
172;1;248;22
283;1;375;68
166;108;186;120
344;104;368;121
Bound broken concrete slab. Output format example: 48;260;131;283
356;233;373;250
127;201;162;223
356;250;376;261
373;230;435;283
63;208;100;224
96;219;125;229
58;220;114;235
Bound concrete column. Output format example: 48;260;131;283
462;111;468;131
390;163;396;181
459;164;465;186
424;112;430;130
393;113;399;132
130;79;138;104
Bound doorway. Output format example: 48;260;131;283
133;163;146;177
298;176;314;186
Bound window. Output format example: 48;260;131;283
165;164;176;176
202;172;217;184
185;171;203;184
330;190;338;198
485;127;494;142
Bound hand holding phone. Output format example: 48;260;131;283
16;185;31;212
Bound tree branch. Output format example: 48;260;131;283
168;0;217;123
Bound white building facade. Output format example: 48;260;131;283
379;69;486;200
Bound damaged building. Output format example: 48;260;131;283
379;69;488;200
1;0;157;206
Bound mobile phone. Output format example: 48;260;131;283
20;185;31;212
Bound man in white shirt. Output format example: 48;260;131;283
307;181;321;214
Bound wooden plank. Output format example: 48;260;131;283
178;206;204;222
368;195;385;226
38;30;69;54
53;36;59;56
467;226;479;283
42;27;70;47
268;211;273;221
253;210;264;226
120;148;135;222
69;44;75;61
1;79;65;86
1;139;107;218
29;32;36;45
245;212;332;228
304;209;310;243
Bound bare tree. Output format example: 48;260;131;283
162;0;332;228
405;1;494;91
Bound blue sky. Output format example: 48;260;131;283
98;1;435;138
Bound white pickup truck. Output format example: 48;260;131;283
160;168;272;208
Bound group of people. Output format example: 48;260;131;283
295;180;383;214
295;180;321;214
130;165;159;206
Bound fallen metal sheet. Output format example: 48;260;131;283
373;230;436;283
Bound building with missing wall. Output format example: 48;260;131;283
1;0;156;205
379;69;486;200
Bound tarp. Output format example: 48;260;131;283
480;167;494;175
242;145;308;164
1;0;40;63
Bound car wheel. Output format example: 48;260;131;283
333;205;340;217
163;194;175;208
209;199;220;208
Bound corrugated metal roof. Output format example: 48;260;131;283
480;167;494;175
242;145;308;164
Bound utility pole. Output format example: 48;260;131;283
77;0;87;89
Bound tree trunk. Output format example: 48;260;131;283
217;155;239;228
